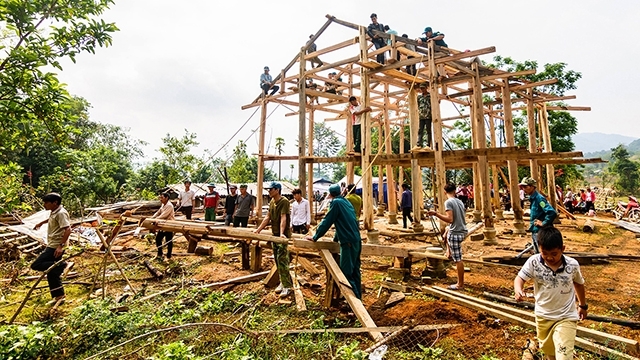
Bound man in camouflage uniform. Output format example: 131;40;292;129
255;182;293;298
416;83;433;148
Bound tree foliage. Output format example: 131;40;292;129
609;145;640;194
226;140;276;184
308;122;343;180
0;0;118;155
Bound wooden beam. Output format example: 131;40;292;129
304;37;358;59
480;69;537;81
319;249;383;341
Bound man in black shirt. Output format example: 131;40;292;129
367;13;386;64
307;34;323;68
224;185;238;226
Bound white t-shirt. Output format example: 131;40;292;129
517;254;584;320
349;104;362;125
291;198;311;226
178;190;195;207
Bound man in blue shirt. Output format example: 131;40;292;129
260;66;279;96
519;177;557;253
306;184;363;299
400;183;413;228
367;13;386;64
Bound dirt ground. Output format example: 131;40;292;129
4;209;639;359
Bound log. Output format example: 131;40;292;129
124;217;289;244
194;246;213;256
143;260;164;280
197;270;270;289
319;249;383;341
290;271;307;312
583;219;596;233
429;286;639;355
483;292;640;329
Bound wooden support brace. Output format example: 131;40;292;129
250;244;262;272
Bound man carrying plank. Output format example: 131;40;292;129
305;184;363;299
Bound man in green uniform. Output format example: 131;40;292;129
306;184;363;299
255;181;293;298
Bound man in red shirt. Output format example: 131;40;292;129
204;184;220;221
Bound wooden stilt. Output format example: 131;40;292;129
359;26;374;232
429;41;447;228
347;63;355;185
502;82;526;234
540;103;558;211
308;109;315;223
384;83;398;224
408;87;423;231
256;101;267;222
527;88;540;183
241;241;250;270
298;48;307;198
250;244;262;272
488;108;503;220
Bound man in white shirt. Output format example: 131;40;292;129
151;192;176;260
177;180;195;220
348;96;371;153
291;188;311;234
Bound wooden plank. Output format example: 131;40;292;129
298;257;321;276
290;271;307;311
263;264;280;288
304;37;358;59
431;286;640;355
319;249;383;341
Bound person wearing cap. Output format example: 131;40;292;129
306;184;363;299
417;27;447;48
520;177;557;253
291;188;311;234
260;66;279;96
367;13;386;64
307;34;323;68
177;180;195;220
416;83;433;149
255;182;293;298
224;185;238;226
203;184;220;222
348;96;372;153
233;184;255;228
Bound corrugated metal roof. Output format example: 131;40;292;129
168;181;297;197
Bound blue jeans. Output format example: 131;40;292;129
532;232;539;253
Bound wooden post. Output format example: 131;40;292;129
384;83;398;224
468;79;482;223
428;41;446;228
540;103;558;210
377;122;384;211
502;82;526;234
472;63;496;244
250;244;262;272
399;122;405;186
298;48;307;198
256;100;267;221
241;241;250;270
527;88;540;183
346;64;355;185
308;109;316;224
408;87;423;231
359;26;375;231
488;107;503;220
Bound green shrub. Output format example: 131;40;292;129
0;323;59;360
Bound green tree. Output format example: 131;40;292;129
275;137;285;180
308;122;342;179
157;130;205;184
609;145;640;194
0;0;118;155
227;140;277;183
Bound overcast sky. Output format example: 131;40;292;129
56;0;640;174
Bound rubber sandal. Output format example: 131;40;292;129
447;284;462;291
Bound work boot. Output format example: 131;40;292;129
275;283;283;294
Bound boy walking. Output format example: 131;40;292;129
428;183;467;290
514;226;587;360
32;193;71;302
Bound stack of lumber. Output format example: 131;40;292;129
0;227;43;261
422;286;639;359
0;213;22;226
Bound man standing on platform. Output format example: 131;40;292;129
177;180;195;220
233;184;255;228
255;182;293;298
428;183;467;290
32;192;71;303
348;96;372;154
519;177;557;253
400;183;413;229
307;34;323;68
416;83;432;149
224;185;238;226
367;13;385;64
203;184;220;222
306;184;363;299
291;188;311;234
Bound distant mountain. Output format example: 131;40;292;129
573;132;637;154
